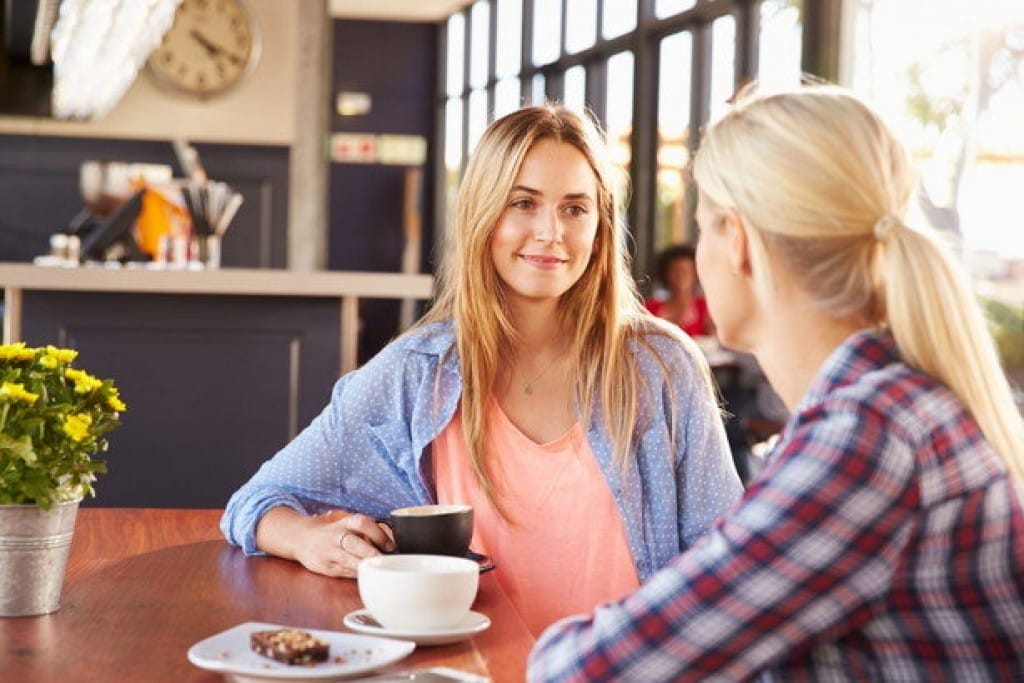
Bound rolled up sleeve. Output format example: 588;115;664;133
220;343;440;554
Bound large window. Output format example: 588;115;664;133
606;50;635;221
846;0;1024;396
709;14;736;123
652;1;802;262
439;0;804;278
656;30;692;249
566;0;597;54
564;65;587;113
759;0;802;90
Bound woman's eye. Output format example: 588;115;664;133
510;198;534;210
564;204;588;217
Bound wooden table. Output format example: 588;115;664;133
0;509;535;682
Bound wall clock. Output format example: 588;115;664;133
148;0;260;98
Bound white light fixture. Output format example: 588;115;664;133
50;0;183;120
336;91;372;116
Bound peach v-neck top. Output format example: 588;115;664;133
433;399;640;637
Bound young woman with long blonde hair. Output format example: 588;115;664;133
529;86;1024;680
222;105;742;636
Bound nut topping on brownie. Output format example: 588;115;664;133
250;628;329;665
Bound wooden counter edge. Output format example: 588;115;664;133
0;263;434;300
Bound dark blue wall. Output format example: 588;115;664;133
329;19;438;362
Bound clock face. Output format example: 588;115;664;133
148;0;259;97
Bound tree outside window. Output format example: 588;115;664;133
848;0;1024;404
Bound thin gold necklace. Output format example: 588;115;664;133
521;360;553;395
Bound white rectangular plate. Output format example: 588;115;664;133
187;622;416;682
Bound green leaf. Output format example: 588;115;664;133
0;433;36;465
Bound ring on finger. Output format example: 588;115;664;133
338;531;352;549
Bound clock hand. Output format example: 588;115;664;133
189;29;245;67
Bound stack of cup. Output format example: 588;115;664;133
357;504;478;632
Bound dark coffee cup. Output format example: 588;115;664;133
388;504;473;557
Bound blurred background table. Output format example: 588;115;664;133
0;508;534;682
693;336;788;484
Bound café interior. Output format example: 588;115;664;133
1;0;1018;503
0;0;1022;680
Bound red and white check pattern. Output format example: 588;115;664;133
529;330;1024;682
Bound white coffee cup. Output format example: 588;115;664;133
357;554;479;631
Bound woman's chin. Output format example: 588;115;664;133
713;328;751;354
502;282;578;304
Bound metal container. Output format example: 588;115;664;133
0;500;80;616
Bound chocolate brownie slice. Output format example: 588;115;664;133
250;628;329;665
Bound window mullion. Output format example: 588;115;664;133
488;0;498;116
685;22;713;242
461;7;473;171
631;4;658;277
521;0;535;102
434;19;451;251
560;0;570;61
546;70;565;103
735;0;760;86
802;0;842;81
586;58;607;123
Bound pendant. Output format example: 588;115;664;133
524;383;533;395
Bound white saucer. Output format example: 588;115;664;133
187;621;415;682
343;609;491;646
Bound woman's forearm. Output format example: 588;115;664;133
255;505;320;560
254;505;395;578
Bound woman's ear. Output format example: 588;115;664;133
722;209;751;278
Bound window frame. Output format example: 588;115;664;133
436;0;835;279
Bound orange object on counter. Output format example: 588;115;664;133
135;184;188;258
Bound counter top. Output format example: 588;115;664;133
0;262;434;373
0;262;434;299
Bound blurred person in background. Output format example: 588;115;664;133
645;245;713;337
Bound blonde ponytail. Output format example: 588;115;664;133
880;219;1024;479
693;84;1024;481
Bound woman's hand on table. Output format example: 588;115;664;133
255;506;395;578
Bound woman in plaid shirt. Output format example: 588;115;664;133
528;85;1024;681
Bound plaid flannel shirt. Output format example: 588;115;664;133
528;329;1024;682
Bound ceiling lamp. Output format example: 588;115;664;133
49;0;183;120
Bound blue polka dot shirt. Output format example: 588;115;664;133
220;321;743;581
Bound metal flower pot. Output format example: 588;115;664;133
0;499;80;616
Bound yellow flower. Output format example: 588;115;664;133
0;342;36;361
0;382;39;404
44;346;78;364
0;342;27;359
107;395;127;412
63;413;93;442
38;355;60;370
65;368;103;394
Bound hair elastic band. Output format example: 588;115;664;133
874;214;899;242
